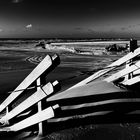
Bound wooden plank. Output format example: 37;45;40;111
104;61;140;82
37;78;43;136
47;81;129;102
67;68;114;90
68;47;140;90
122;76;140;85
0;81;59;124
108;47;140;67
7;105;59;132
0;54;59;113
133;68;140;76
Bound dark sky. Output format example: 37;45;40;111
0;0;140;38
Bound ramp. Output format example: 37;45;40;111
47;81;129;102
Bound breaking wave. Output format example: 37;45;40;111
45;44;76;53
45;44;106;56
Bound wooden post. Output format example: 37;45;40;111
5;107;9;125
125;61;131;81
125;39;138;81
37;78;44;136
6;107;8;114
130;39;138;52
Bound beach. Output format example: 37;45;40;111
0;40;139;140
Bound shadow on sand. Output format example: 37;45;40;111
42;90;140;134
1;88;140;139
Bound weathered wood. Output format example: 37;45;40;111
122;76;140;85
132;68;140;76
37;78;43;136
68;47;140;90
104;61;140;82
7;105;59;132
0;81;59;124
0;54;59;113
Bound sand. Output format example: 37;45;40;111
0;40;139;140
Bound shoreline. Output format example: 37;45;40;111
0;41;133;140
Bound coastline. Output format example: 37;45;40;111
0;40;133;140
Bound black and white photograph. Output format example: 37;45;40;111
0;0;140;139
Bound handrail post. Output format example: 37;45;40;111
6;107;9;114
125;39;138;80
37;78;44;136
5;107;9;125
125;61;132;80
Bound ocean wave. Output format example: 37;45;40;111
45;44;76;53
45;44;106;56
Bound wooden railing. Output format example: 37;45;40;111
0;54;60;135
1;40;140;137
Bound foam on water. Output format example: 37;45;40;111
45;44;106;56
45;44;76;53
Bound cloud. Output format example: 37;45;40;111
26;24;32;28
0;29;3;32
12;0;23;3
